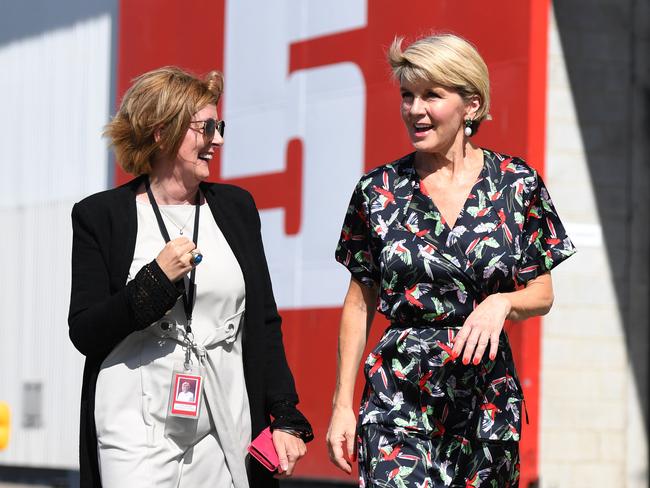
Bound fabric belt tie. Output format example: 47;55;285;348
200;347;249;488
150;311;249;488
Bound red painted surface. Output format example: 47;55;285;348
116;1;549;484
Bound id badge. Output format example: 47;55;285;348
167;362;203;419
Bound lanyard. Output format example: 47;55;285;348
145;177;201;333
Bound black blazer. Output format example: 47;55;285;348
68;175;299;488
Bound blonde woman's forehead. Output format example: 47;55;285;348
400;78;450;90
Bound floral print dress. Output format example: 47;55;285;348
335;149;576;487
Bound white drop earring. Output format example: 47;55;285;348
464;119;473;137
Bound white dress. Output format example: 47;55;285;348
95;200;251;488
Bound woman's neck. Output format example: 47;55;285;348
415;138;481;180
147;171;199;205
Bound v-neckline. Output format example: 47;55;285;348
414;149;487;232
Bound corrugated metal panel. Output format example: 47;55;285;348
0;9;113;468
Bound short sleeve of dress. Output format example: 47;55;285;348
335;180;380;287
516;171;577;285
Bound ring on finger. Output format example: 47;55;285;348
189;250;203;266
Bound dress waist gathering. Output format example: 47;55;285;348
389;317;466;330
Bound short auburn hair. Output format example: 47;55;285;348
388;34;490;129
104;66;223;175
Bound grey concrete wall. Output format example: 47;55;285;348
544;0;649;486
554;0;649;433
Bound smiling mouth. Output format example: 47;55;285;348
198;152;213;162
412;123;434;135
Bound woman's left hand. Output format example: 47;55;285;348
451;293;511;365
272;430;307;478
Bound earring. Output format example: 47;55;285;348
464;119;473;137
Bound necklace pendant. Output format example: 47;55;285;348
180;229;184;235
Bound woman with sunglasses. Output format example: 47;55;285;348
68;66;312;488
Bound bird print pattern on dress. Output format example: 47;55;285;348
336;149;576;487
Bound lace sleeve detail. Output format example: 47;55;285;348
126;260;182;330
269;400;314;443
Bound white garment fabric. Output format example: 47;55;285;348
95;201;251;488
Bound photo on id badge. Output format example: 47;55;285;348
170;373;201;418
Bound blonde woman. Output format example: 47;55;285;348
69;66;312;488
326;34;575;487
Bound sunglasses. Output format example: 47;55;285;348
190;118;225;139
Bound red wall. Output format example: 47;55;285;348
116;1;549;484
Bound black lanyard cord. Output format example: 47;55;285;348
145;176;201;330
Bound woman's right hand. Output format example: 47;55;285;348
155;237;197;282
326;405;357;474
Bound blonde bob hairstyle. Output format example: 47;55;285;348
104;66;223;176
388;34;490;130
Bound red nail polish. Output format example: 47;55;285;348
462;357;469;365
473;357;480;365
